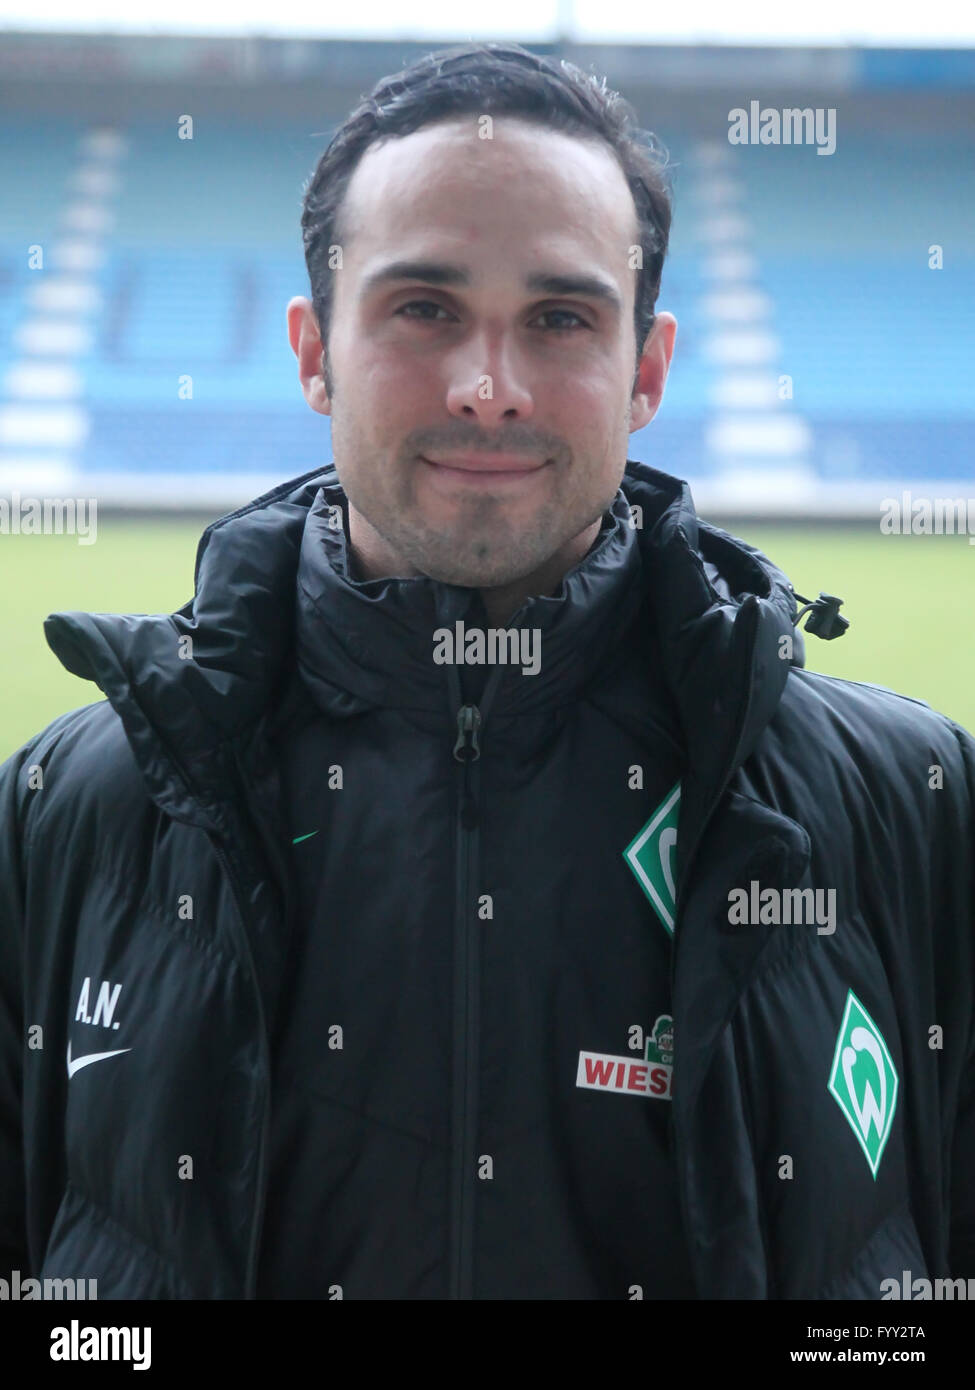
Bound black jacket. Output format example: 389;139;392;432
1;458;973;1299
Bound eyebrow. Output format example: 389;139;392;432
360;259;623;314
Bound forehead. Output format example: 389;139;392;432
339;116;638;275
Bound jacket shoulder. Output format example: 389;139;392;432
753;666;975;801
785;667;972;750
1;701;154;851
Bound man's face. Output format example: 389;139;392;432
289;115;676;589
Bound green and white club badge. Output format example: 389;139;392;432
623;782;680;936
828;988;899;1179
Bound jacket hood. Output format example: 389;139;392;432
43;459;801;844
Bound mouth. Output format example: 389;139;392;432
419;454;552;484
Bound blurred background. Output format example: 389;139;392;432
0;8;973;759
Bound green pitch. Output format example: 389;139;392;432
0;518;972;765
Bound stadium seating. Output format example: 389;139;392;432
1;116;972;507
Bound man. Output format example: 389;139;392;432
1;41;973;1301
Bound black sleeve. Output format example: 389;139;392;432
950;1056;975;1277
948;720;975;1278
0;740;30;1279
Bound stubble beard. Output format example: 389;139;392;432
359;464;571;590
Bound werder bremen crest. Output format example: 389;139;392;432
646;1014;674;1066
827;989;899;1179
622;782;680;936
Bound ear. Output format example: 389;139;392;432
629;312;677;433
287;296;332;416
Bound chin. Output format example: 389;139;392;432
415;552;527;590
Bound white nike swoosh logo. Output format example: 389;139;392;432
66;1039;133;1078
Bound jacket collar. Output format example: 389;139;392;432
293;472;648;721
43;458;800;836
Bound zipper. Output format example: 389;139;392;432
211;837;271;1300
440;639;518;1298
447;671;483;1300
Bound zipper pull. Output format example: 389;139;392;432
453;704;482;762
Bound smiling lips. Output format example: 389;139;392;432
420;453;550;482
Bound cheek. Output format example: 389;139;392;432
361;352;440;415
553;357;625;412
551;385;625;452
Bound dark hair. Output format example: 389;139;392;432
300;41;674;387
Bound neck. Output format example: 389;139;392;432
474;531;601;624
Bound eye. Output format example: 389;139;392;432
394;300;453;323
534;307;591;332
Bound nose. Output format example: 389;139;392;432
444;331;535;425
